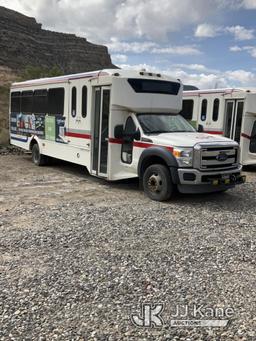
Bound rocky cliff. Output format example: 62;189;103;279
0;6;115;74
0;6;116;145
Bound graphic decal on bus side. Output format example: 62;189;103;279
10;112;67;144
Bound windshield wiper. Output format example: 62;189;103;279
173;130;195;133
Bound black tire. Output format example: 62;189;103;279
143;164;174;201
31;143;48;166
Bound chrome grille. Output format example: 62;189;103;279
200;146;238;170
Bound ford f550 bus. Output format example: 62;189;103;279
182;88;256;166
10;69;245;201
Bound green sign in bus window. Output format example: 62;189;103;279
45;116;56;141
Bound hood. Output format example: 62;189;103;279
148;132;235;148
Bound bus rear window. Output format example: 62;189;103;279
128;78;180;95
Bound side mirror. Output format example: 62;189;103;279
114;125;124;139
198;124;204;132
134;129;141;141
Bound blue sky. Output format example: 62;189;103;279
1;0;256;88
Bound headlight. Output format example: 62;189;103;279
173;147;193;167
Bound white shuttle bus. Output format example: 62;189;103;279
182;88;256;166
10;70;245;201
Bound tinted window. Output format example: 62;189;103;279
82;86;87;118
225;102;234;138
234;101;244;143
48;88;64;115
71;87;77;117
99;89;110;173
128;78;180;95
11;92;21;112
180;99;194;120
33;89;48;114
249;121;256;153
212;98;220;122
201;99;207;121
21;91;33;113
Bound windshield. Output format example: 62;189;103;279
136;113;196;135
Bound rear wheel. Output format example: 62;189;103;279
143;164;174;201
32;143;48;166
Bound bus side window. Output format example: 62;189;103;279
201;99;207;121
82;86;87;118
249;122;256;153
48;88;65;115
71;87;77;117
11;92;21;113
21;91;33;113
180;99;194;120
212;98;219;122
34;89;48;114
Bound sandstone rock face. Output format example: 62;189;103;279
0;6;117;145
0;6;115;74
0;67;17;145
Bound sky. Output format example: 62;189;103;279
1;0;256;89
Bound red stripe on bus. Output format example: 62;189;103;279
108;137;123;144
204;130;224;135
65;132;91;139
109;137;173;152
241;133;251;140
134;141;174;152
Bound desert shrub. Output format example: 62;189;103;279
19;65;63;81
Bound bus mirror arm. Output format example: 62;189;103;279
133;129;141;141
123;130;141;142
198;124;204;132
114;125;141;141
114;125;124;139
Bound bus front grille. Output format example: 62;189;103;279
199;146;239;171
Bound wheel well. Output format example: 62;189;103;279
140;156;168;178
29;138;38;151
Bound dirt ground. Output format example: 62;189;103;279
0;154;144;214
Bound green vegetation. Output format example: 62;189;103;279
19;65;64;81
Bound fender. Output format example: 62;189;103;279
29;135;41;151
138;146;179;183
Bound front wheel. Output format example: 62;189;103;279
32;143;48;166
143;164;174;201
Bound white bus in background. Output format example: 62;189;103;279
10;70;245;201
182;88;256;166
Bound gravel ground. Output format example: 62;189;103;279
0;145;25;156
0;154;255;340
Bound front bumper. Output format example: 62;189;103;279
176;166;246;194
